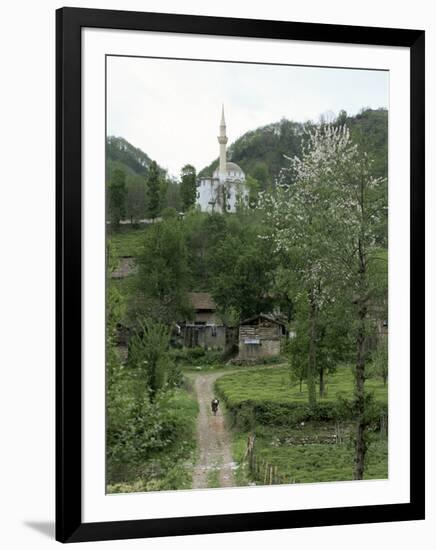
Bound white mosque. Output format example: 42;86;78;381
197;107;248;213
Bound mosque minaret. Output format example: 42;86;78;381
217;105;228;182
197;106;248;213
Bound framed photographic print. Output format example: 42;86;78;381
56;7;425;543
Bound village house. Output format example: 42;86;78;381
237;314;287;361
181;292;227;350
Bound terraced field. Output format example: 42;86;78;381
217;365;388;485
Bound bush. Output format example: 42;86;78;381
221;399;337;430
169;346;224;366
107;387;198;487
216;366;388;430
227;399;388;431
229;354;286;366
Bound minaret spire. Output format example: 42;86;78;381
218;104;228;181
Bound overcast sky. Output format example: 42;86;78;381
107;56;388;177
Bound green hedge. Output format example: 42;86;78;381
215;366;388;430
169;346;224;366
219;395;388;431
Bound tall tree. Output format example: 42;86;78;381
208;214;275;322
125;174;147;225
245;175;261;208
324;136;387;480
180;164;197;211
108;168;127;228
288;292;351;398
182;211;228;290
260;129;338;407
127;318;172;401
163;176;182;212
262;124;387;478
146;161;162;220
135;218;192;324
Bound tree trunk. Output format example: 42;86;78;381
354;314;367;479
319;365;325;398
354;237;368;480
307;288;318;408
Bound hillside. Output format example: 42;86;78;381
106;136;166;182
199;108;388;189
108;108;387;189
106;109;387;219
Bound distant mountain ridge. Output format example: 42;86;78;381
106;136;165;182
107;108;388;189
199;108;388;188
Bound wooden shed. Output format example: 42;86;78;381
237;314;286;361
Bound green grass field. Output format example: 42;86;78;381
216;365;388;408
232;429;387;484
219;365;388;485
256;439;388;483
111;274;139;299
108;226;149;258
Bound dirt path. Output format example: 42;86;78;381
191;372;236;489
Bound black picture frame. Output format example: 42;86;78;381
56;7;425;543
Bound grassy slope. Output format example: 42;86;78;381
218;365;388;484
217;365;388;407
108;227;146;324
255;439;387;483
232;430;387;484
109;226;149;258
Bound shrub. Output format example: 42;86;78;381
107;387;198;487
169;346;224;366
238;399;387;430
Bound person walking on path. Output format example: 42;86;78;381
211;398;219;416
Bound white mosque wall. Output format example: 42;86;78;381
197;178;249;213
197;178;218;213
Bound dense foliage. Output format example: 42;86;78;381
106;240;198;491
106;137;182;224
199;108;387;190
107;168;127;227
259;123;387;478
180;164;197;211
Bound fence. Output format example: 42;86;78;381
243;434;292;485
243;417;388;486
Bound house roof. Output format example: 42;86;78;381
239;313;286;327
188;292;217;311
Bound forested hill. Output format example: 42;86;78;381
199;108;388;188
107;108;387;189
106;136;166;182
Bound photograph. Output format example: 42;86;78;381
105;55;389;494
0;0;429;547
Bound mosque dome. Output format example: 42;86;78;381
213;161;245;181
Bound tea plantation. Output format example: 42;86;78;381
217;365;388;484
